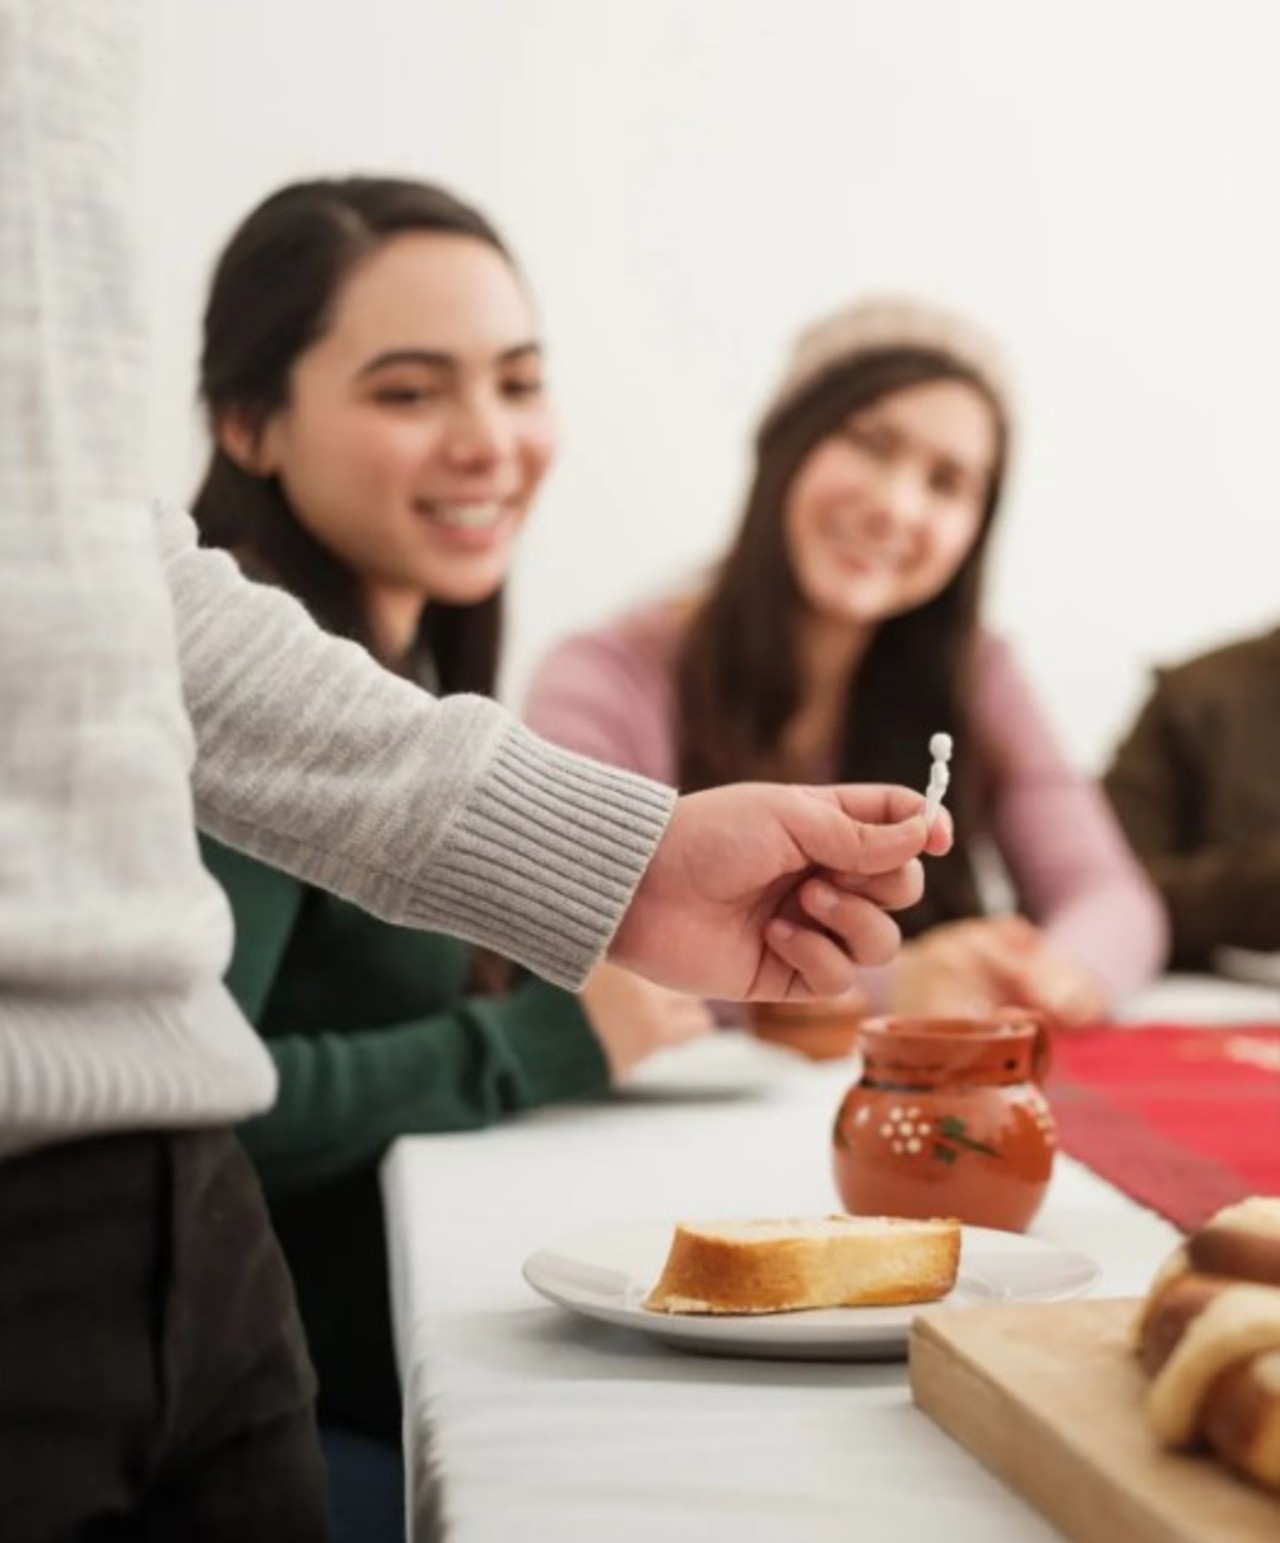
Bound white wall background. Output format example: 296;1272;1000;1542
137;0;1280;771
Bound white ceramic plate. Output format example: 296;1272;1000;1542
1213;946;1280;989
522;1221;1099;1360
614;1031;821;1101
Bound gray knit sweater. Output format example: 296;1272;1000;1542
0;0;673;1155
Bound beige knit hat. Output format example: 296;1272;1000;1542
757;293;1013;439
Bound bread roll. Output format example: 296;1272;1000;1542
1137;1196;1280;1494
1187;1197;1280;1284
644;1215;960;1315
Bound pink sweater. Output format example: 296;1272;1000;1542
525;602;1169;1011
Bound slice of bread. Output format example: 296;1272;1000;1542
644;1215;961;1315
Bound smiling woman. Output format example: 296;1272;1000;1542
197;181;552;676
525;294;1169;1029
235;235;551;652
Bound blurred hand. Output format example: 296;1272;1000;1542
609;783;952;1002
889;915;1105;1027
580;961;716;1081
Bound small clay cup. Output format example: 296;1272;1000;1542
749;995;865;1062
831;1011;1056;1231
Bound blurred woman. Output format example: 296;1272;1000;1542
191;176;713;1539
526;295;1167;1022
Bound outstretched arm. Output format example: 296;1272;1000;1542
165;511;947;999
160;505;673;992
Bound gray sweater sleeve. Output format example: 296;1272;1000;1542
159;507;675;989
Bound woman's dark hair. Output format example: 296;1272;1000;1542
191;175;516;691
676;349;1009;934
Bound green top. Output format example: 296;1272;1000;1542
204;836;608;1441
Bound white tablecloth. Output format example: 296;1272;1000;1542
382;1030;1191;1542
1116;970;1279;1023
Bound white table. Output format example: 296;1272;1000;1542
383;1037;1192;1543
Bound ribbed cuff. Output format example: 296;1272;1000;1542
419;723;675;990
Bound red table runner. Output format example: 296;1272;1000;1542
1046;1023;1280;1232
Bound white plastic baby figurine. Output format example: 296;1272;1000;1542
924;732;953;828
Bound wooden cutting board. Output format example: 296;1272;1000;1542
909;1297;1277;1543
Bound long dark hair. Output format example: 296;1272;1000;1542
191;175;517;690
676;349;1009;933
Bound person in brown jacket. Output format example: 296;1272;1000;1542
1104;625;1280;969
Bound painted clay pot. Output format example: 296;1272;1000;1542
749;993;865;1062
831;1012;1056;1232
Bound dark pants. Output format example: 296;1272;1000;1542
0;1127;329;1543
320;1426;404;1543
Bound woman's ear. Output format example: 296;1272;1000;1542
216;405;280;476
